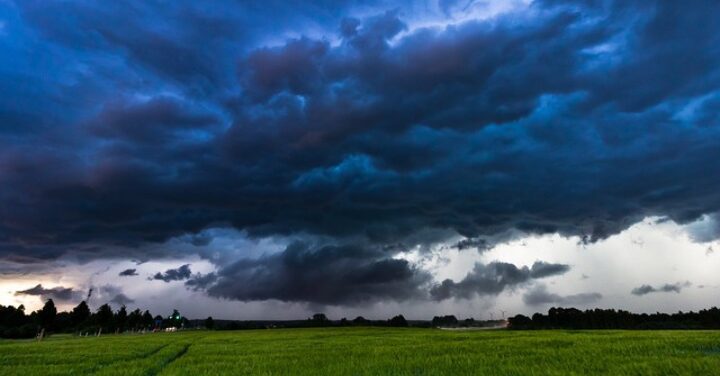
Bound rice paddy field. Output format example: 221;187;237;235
1;328;720;375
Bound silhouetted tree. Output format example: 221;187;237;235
388;315;408;327
432;315;458;327
38;299;57;331
55;311;73;332
128;308;142;330
71;301;90;328
115;306;128;332
95;304;114;332
142;310;154;329
166;309;183;328
507;314;532;329
205;316;215;330
154;315;163;329
312;313;329;323
0;304;26;327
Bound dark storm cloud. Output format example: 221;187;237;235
429;261;570;300
453;238;491;251
12;0;379;95
86;97;221;144
185;272;218;290
119;268;139;277
196;242;431;305
188;245;571;304
1;1;720;304
109;293;135;307
188;233;213;247
631;281;692;296
14;284;81;302
529;262;571;279
97;285;134;306
152;264;192;282
523;284;602;306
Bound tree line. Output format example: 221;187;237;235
214;313;412;330
0;300;413;338
0;299;198;339
8;299;720;339
508;307;720;330
207;314;504;330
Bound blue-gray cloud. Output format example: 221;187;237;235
14;284;82;302
98;285;135;306
631;281;692;296
119;268;139;277
152;264;192;282
109;293;135;307
430;261;571;300
523;284;602;306
194;242;432;305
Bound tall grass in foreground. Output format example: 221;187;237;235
1;328;719;375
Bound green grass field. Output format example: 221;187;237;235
1;328;720;375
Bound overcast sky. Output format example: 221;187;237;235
1;0;719;320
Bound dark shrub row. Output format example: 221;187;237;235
509;307;720;330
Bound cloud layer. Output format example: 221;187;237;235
430;261;570;300
523;284;602;306
14;284;81;302
1;0;719;306
193;242;431;305
152;265;193;283
631;282;692;296
119;268;138;277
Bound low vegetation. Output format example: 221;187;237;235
2;328;720;375
509;307;720;330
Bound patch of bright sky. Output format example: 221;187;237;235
257;0;530;49
460;217;719;315
398;0;530;32
0;257;216;311
390;216;720;318
672;91;720;124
